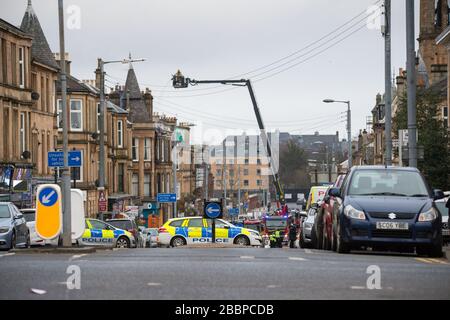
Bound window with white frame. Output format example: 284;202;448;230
70;100;82;131
144;138;151;161
132;138;139;161
19;113;26;154
18;47;25;88
117;120;123;147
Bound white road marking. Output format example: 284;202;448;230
0;253;15;258
304;249;313;254
240;256;255;259
288;257;307;261
267;285;281;288
30;288;47;295
350;286;366;290
69;254;87;261
147;282;161;286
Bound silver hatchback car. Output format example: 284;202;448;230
0;202;30;250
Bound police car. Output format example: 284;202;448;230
77;218;135;248
158;217;262;247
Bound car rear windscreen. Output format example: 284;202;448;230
108;220;132;230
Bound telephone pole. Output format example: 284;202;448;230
383;0;392;165
58;0;71;247
406;0;417;167
97;55;145;219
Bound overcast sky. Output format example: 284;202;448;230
2;0;420;145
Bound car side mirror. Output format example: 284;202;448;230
329;187;341;198
14;214;23;220
433;189;445;200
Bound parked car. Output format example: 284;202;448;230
158;217;262;247
316;174;347;251
106;218;141;248
78;218;135;248
435;197;449;244
142;228;159;248
0;202;30;250
299;205;319;248
329;166;444;257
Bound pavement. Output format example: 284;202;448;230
1;246;449;300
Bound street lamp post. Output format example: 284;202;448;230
58;0;71;247
323;99;352;169
97;56;145;219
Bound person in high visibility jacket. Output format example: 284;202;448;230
269;230;282;248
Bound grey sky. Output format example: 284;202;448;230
2;0;420;145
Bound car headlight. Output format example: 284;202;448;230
0;227;10;233
344;205;366;220
418;207;438;222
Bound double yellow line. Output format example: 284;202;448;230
415;257;450;265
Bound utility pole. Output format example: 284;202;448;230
97;55;145;219
383;0;393;165
173;141;178;218
347;102;352;169
97;58;106;221
406;0;417;167
237;164;241;217
222;139;227;210
58;0;71;247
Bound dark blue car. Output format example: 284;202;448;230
329;166;444;257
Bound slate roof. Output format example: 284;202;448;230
0;18;32;38
123;65;151;123
56;75;97;94
20;1;59;70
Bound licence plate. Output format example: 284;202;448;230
376;222;409;230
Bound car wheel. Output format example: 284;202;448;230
171;236;186;247
10;232;16;250
425;237;443;258
299;231;306;248
336;221;350;254
25;232;30;249
234;235;250;246
116;237;130;248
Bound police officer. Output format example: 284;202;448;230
288;223;297;248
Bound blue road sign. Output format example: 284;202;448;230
228;208;239;216
48;151;83;168
68;150;82;167
38;186;59;207
48;152;64;167
157;193;177;203
205;202;221;219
